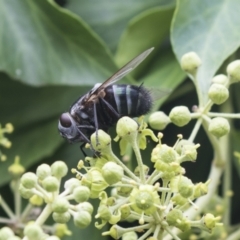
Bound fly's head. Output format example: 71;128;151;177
58;112;81;143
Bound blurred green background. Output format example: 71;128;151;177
1;0;240;239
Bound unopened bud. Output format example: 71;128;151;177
42;176;59;192
36;164;51;180
51;161;68;179
169;106;191;127
52;198;70;213
227;60;240;83
21;172;38;189
52;212;71;223
208;83;229;105
208;117;230;138
181;52;201;76
73;211;92;229
148;111;170;130
212;74;228;85
73;186;90;203
102;162;123;185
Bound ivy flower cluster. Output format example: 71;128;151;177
71;117;221;240
0;123;14;161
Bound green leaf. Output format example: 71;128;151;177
0;74;88;129
140;49;186;108
66;0;175;51
171;0;240;104
0;0;116;86
115;6;174;70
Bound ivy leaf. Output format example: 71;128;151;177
171;0;240;104
115;6;174;75
0;0;116;86
66;0;175;51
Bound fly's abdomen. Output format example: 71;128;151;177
104;84;152;118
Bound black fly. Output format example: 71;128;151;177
58;48;154;153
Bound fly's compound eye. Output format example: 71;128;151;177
59;113;72;128
58;113;78;140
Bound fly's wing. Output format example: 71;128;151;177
89;47;154;96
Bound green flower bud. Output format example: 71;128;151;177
91;130;112;153
24;224;44;240
134;164;149;177
227;60;240;83
148;111;170;130
193;181;209;198
208;83;229;105
19;184;34;199
21;172;38;189
52;198;70;213
29;195;44;206
51;161;68;179
54;224;71;239
122;231;137;240
116;117;138;137
36;164;51;181
154;160;169;172
166;209;183;226
176;140;200;162
45;237;60;240
159;144;178;163
83;169;108;198
166;209;190;232
178;176;194;198
8;236;21;240
212;74;228;85
180;52;201;75
120;205;131;220
96;205;111;221
0;227;14;240
73;211;92;229
130;185;160;215
76;202;94;214
171;194;188;206
169;106;191;127
52;212;71;223
102;225;125;240
64;178;81;193
8;156;25;178
203;213;221;230
102;162;123;185
73;186;90;203
42;176;59;192
208;117;230;138
5;123;14;133
117;184;132;197
0;138;11;148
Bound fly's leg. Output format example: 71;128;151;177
99;97;120;118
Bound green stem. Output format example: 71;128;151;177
208;112;240;118
153;224;161;239
13;179;21;218
132;139;145;183
160;180;169;205
138;226;154;240
0;196;15;219
188;118;202;142
20;203;33;222
35;204;52;225
164;226;181;240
